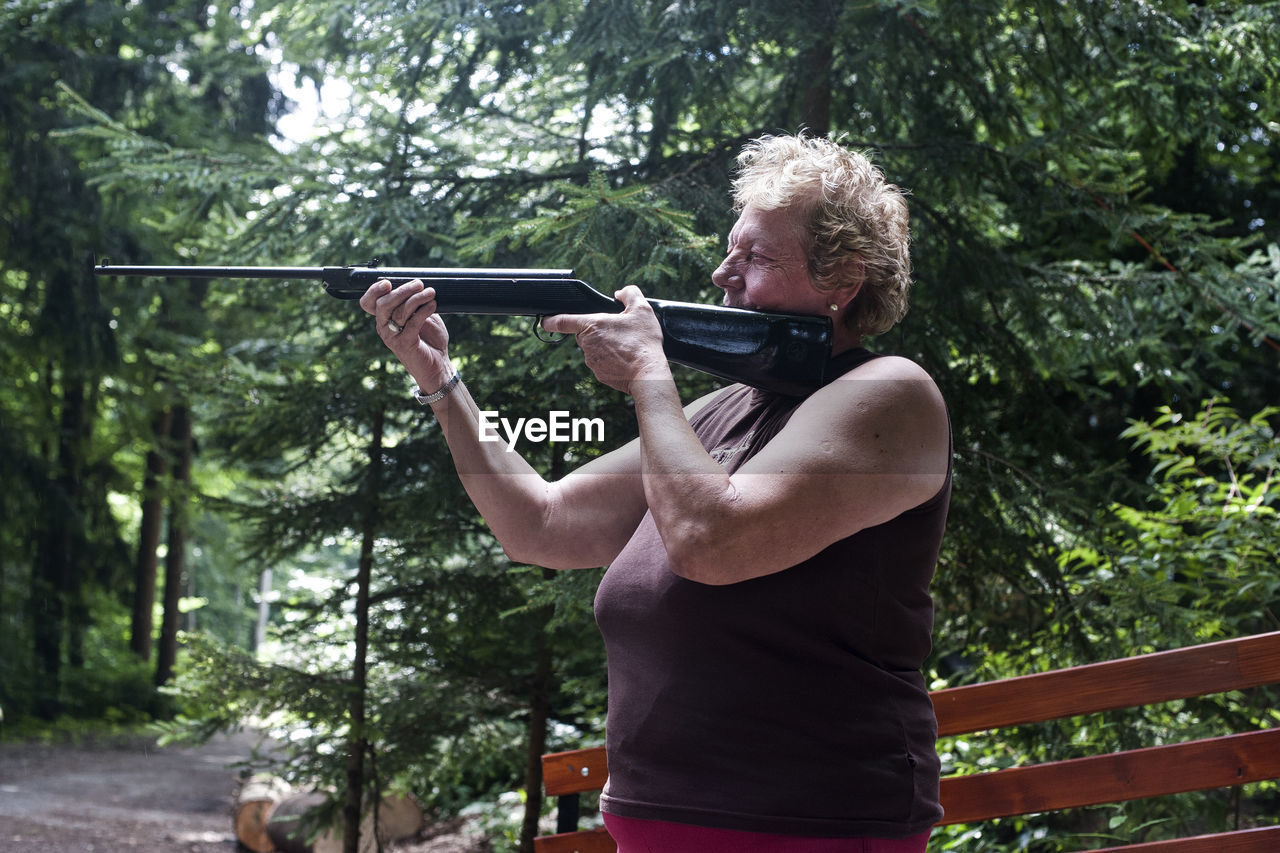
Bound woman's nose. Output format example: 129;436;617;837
712;258;739;290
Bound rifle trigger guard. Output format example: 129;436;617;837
532;315;568;344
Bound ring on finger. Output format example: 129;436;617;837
387;319;403;333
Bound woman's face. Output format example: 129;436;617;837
711;205;827;316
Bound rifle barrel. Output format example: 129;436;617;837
93;263;574;280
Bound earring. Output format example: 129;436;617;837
830;304;840;312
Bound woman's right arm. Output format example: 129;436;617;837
361;278;649;570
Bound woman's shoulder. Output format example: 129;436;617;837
811;353;947;434
839;353;936;383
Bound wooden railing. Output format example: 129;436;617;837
536;632;1280;852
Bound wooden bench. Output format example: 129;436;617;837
535;631;1280;852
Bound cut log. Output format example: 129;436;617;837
265;792;329;853
234;775;292;853
371;793;427;843
266;792;426;853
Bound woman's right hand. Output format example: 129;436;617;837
359;279;453;384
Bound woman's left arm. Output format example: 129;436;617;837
632;352;950;585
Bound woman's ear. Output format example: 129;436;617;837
828;254;866;312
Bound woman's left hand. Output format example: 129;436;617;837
540;285;671;394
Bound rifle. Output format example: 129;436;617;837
93;261;832;396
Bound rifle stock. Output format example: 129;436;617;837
93;261;832;396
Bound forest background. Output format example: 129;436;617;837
2;1;1278;851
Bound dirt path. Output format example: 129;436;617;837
0;730;253;852
0;730;493;853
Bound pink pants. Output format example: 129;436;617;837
603;813;931;853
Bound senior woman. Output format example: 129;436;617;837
362;133;951;852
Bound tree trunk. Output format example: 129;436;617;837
155;403;192;687
797;34;834;137
519;444;567;852
30;532;68;720
343;401;385;853
29;375;89;719
131;407;173;660
254;568;273;653
520;579;555;853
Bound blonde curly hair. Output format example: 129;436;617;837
731;133;913;337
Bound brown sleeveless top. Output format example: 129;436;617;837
594;349;950;838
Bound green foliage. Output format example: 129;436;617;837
1062;398;1280;647
934;399;1280;849
58;589;160;723
461;172;719;292
1;0;283;722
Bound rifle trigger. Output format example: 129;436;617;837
532;316;567;344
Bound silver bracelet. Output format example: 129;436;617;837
411;369;461;405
